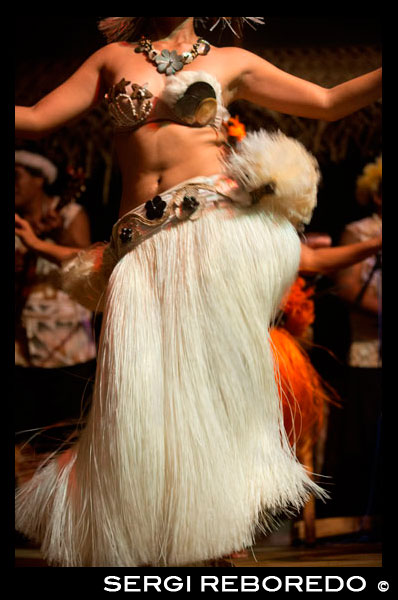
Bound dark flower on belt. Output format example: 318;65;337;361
174;193;203;221
119;227;133;243
145;196;167;220
182;196;199;212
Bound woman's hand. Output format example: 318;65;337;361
16;208;91;266
15;213;42;251
369;234;382;253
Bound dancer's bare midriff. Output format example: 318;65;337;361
115;121;227;217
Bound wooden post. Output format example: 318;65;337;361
297;440;316;545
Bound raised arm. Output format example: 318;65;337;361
16;46;110;138
299;236;382;275
230;48;381;122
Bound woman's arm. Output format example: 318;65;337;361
231;48;381;122
15;45;111;138
333;228;381;315
15;210;91;265
299;236;382;275
335;261;379;315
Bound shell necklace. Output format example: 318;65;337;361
134;36;211;76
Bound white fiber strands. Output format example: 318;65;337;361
61;243;117;313
15;193;327;567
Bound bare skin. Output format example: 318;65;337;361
16;17;382;218
15;165;91;265
15;213;90;265
14;20;382;563
299;235;382;275
335;194;382;315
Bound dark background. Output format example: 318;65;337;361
15;16;382;55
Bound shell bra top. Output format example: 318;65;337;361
105;70;230;132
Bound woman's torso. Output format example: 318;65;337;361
15;201;96;368
101;43;238;216
345;214;382;368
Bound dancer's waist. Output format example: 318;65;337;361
110;174;242;260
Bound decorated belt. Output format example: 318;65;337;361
109;175;242;261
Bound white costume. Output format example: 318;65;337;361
15;70;326;567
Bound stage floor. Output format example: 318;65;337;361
228;541;382;567
15;541;382;568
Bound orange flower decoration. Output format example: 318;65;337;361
226;115;246;142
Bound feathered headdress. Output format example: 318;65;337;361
98;17;265;43
356;155;382;205
207;17;265;37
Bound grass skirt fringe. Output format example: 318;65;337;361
16;155;325;567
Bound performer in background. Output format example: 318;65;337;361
227;230;382;557
15;17;381;567
15;151;96;479
328;156;382;526
273;230;382;546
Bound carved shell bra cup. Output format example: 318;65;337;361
105;70;230;131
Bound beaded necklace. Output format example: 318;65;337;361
135;36;211;76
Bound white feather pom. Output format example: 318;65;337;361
223;129;320;227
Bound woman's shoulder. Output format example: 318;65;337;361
210;45;254;61
208;46;265;80
342;215;380;243
49;198;84;231
88;41;138;65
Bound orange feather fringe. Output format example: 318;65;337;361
272;277;338;451
280;276;315;338
270;327;330;451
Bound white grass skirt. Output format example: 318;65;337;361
15;175;326;567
